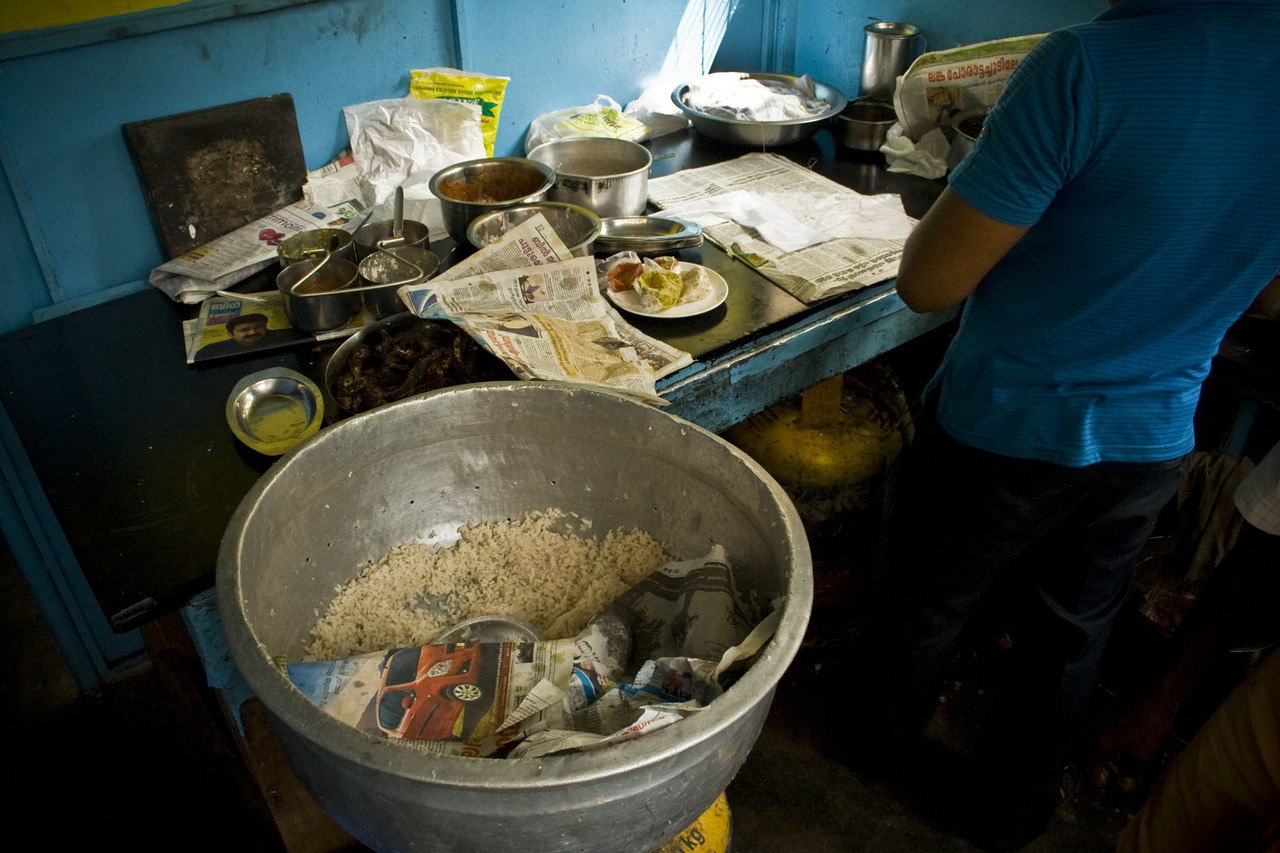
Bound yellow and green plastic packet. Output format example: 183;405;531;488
410;67;509;157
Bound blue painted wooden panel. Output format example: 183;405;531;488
0;0;455;332
455;0;733;157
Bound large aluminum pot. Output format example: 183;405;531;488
218;381;812;853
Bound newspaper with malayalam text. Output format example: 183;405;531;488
893;34;1046;142
398;215;692;403
646;153;916;304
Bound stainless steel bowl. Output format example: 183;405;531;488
224;368;324;456
323;312;510;416
835;99;897;151
217;381;813;853
671;73;848;147
946;107;989;170
595;216;704;255
429;157;557;244
352;219;430;260
526;137;652;218
466;202;602;257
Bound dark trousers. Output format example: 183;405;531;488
852;408;1185;849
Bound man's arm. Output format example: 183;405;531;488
895;187;1030;313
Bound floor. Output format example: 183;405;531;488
1;528;1145;853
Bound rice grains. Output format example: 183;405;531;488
304;509;667;660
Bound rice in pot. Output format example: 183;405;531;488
305;509;667;660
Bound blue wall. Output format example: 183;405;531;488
0;0;1102;335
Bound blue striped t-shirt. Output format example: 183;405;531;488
936;0;1280;466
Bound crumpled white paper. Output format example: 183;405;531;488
660;185;915;253
342;97;487;234
682;72;828;121
881;126;951;180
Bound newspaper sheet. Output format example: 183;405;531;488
288;546;782;759
893;34;1046;141
646;153;916;303
399;216;692;403
181;289;365;364
149;199;362;305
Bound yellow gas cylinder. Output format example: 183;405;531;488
723;362;912;614
652;793;732;853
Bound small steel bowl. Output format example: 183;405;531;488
946;107;990;170
835;100;897;151
429;157;557;244
671;72;848;147
225;367;324;456
466;202;602;257
352;219;430;261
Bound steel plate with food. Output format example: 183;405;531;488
603;256;728;318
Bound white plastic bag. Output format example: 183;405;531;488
524;95;649;154
624;84;691;141
342;96;486;235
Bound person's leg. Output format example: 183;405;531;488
1118;646;1280;853
968;456;1185;850
847;411;1102;765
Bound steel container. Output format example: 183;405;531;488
526;138;652;218
217;381;813;853
355;246;440;319
429;158;556;244
946;107;989;171
671;73;847;148
352;219;430;261
835;100;898;151
276;257;361;333
860;22;925;103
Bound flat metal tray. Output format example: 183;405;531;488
594;216;704;255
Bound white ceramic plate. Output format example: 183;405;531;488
604;262;728;318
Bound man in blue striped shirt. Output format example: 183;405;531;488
848;1;1280;849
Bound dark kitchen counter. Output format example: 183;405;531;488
0;125;949;679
